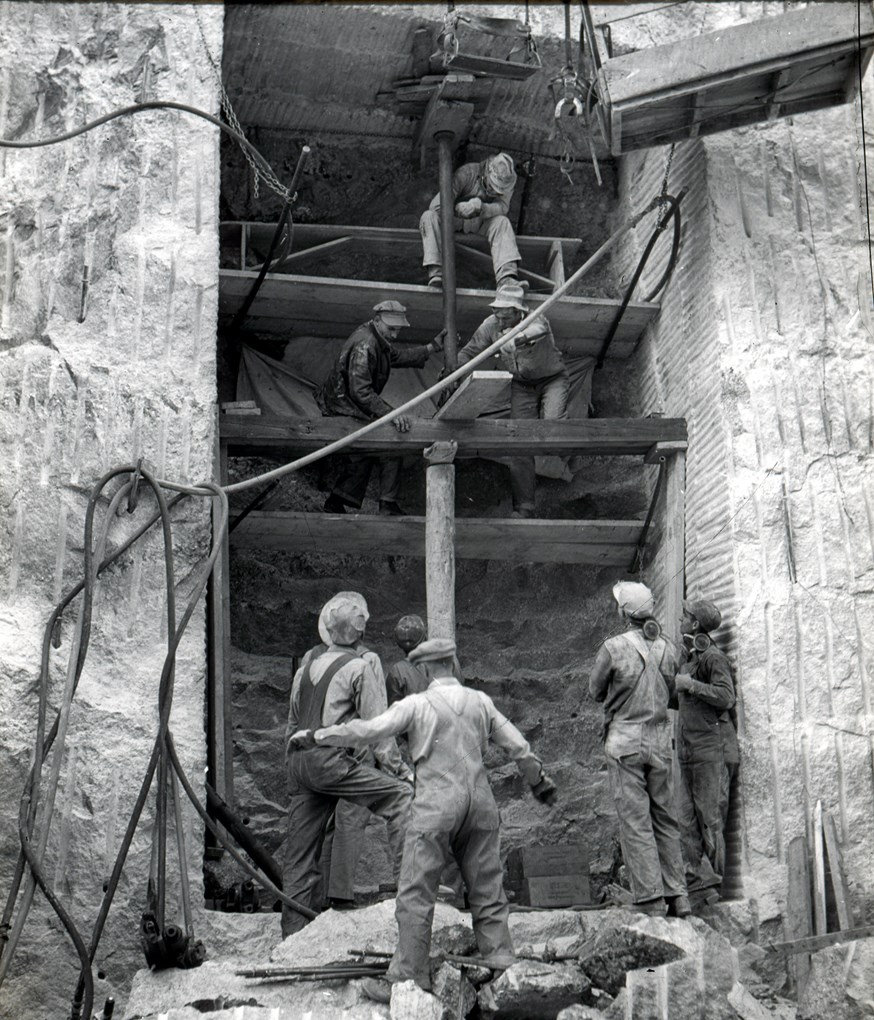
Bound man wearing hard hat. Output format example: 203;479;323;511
453;281;569;517
293;637;557;1000
589;581;691;918
675;598;739;905
282;593;413;936
286;593;410;912
420;152;523;289
317;301;445;515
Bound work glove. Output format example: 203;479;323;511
532;774;558;806
455;197;482;219
674;672;694;693
289;729;317;751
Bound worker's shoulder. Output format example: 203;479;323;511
347;322;378;350
699;643;731;669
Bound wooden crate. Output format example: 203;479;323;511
513;874;591;908
506;843;589;882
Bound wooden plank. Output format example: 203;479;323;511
220;416;688;458
813;800;827;936
445;52;540;80
224;222;583;265
662;449;685;649
822;808;852;931
435;370;511;420
229;512;645;565
424;442;457;641
267;236;353;270
785;836;812;996
645;440;688;464
547;240;565;288
218;271;658;356
600;5;874;105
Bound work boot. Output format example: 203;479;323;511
360;977;393;1004
666;894;692;918
326;897;356;911
631;897;666;916
426;265;443;288
689;887;720;911
323;494;348;514
511;508;534;519
379;499;407;516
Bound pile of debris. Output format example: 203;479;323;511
120;900;808;1020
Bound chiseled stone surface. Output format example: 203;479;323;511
478;960;590;1019
0;5;221;1020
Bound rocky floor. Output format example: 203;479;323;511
120;900;814;1020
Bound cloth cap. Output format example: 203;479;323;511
683;598;722;633
485;153;517;194
319;591;369;646
490;281;528;312
612;580;655;619
395;614;426;649
409;637;456;664
373;299;410;327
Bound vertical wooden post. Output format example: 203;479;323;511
663;449;686;646
424;440;457;641
436;130;458;371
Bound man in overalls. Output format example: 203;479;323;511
282;594;413;936
286;593;410;912
589;581;691;917
675;598;739;904
293;637;557;999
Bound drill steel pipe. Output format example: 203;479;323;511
436;130;459;370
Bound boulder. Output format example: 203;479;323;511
578;915;685;996
556;1007;607;1020
390;980;443;1020
431;962;477;1019
478;960;590;1019
799;944;869;1020
845;938;874;1016
728;981;781;1020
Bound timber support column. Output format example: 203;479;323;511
436;130;459;370
424;440;458;641
663;448;686;644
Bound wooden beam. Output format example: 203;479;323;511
456;242;555;292
222;221;583;266
768;924;874;958
413;85;474;159
812;800;827;936
229;512;644;565
547;240;565;289
218;271;659;355
822;808;852;932
662;449;685;647
425;442;457;640
644;440;688;464
220;416;688;458
265;236;353;271
767;67;792;122
435;370;511;420
785;835;812;997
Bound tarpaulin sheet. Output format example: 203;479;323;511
237;339;595;480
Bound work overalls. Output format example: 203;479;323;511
387;683;515;989
602;631;686;904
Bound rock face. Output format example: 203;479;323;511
0;4;221;1020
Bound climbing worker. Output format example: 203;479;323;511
588;581;691;918
420;152;522;289
675;598;739;906
292;637;558;1000
317;301;445;516
454;282;569;518
288;592;408;912
385;614;429;705
282;593;413;937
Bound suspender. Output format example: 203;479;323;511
297;653;357;732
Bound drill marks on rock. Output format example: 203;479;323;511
163;248;178;370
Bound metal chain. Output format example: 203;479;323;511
195;12;292;203
658;143;676;219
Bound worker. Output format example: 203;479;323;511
385;614;429;706
454;282;568;518
287;593;404;911
292;637;557;1000
420;152;522;289
282;593;413;937
676;599;739;905
588;581;691;918
317;301;445;516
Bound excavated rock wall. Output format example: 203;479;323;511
0;5;222;1019
617;64;874;931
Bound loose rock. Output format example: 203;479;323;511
478;960;590;1019
431;962;477;1019
390;979;443;1020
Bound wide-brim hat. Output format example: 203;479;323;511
373;299;410;327
318;591;369;645
490;281;528;312
485;153;517;194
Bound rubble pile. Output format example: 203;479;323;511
121;901;804;1020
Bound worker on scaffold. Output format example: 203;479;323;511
589;581;691;918
453;281;569;518
318;300;445;516
291;637;557;1001
420;152;523;289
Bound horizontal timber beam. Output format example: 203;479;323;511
230;512;644;565
220;416;688;458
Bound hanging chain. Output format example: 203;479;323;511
657;143;676;222
195;12;292;203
